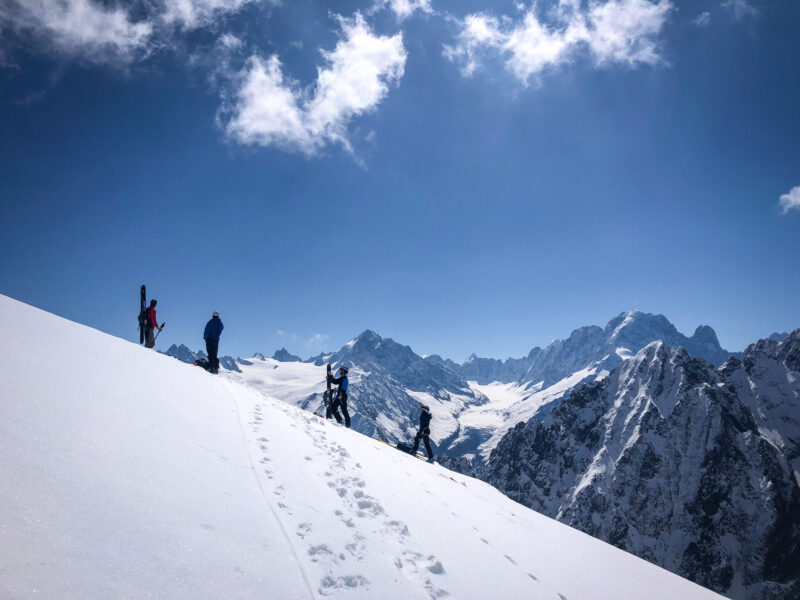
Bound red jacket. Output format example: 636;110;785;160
146;306;158;328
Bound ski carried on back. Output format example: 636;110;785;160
138;285;147;344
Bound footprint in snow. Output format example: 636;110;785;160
504;554;517;565
296;523;312;539
355;497;384;517
384;520;410;537
395;551;448;599
307;544;336;564
319;574;369;596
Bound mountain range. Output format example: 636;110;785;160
189;310;742;462
478;332;800;600
161;308;800;600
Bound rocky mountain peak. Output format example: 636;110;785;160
354;329;382;345
272;348;301;362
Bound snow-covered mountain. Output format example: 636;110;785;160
223;311;742;463
0;293;724;600
479;335;800;600
442;310;737;387
273;347;302;362
231;330;490;453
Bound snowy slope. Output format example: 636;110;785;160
0;294;724;600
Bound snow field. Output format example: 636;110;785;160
0;295;724;599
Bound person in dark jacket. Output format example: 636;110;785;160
410;404;434;462
144;299;162;349
326;366;350;427
203;311;224;374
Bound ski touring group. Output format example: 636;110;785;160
136;284;437;463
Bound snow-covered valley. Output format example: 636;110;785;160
0;294;725;599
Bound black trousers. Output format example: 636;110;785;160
411;428;433;459
145;326;155;348
205;338;219;373
327;391;350;427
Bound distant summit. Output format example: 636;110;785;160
273;348;301;362
447;310;739;386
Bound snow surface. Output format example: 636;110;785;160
0;295;724;600
477;363;606;460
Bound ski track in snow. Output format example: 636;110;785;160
227;383;316;599
240;389;450;599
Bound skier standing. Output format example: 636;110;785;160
144;299;162;349
203;311;224;374
410;405;434;463
326;366;351;427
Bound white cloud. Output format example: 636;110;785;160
722;0;759;21
161;0;256;30
374;0;433;21
306;333;330;347
444;0;672;84
779;186;800;215
0;0;153;63
220;13;406;155
692;12;712;27
0;0;262;65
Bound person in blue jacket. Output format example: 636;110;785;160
326;366;350;427
410;404;434;462
203;311;224;374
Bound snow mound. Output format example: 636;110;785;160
0;295;723;599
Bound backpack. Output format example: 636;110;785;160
194;358;211;371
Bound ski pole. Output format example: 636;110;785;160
154;322;165;341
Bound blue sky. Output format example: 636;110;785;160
1;0;798;361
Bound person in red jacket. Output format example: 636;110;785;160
144;299;162;348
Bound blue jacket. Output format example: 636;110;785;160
330;374;349;393
204;316;224;340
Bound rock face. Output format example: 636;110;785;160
480;332;800;600
448;349;542;385
272;348;301;362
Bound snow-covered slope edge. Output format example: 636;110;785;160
0;294;723;600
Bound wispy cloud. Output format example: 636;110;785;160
0;0;263;66
444;0;673;84
0;0;153;64
373;0;433;21
779;186;800;215
161;0;257;30
306;333;330;347
722;0;759;21
219;13;406;155
692;12;712;27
